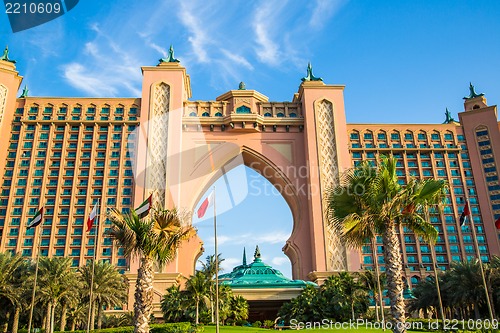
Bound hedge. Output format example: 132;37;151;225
53;322;192;333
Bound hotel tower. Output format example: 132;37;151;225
0;47;499;310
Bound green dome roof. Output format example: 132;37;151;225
219;246;317;289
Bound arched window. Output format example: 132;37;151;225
214;112;223;117
201;112;210;117
264;112;272;117
276;112;285;117
236;105;251;114
289;113;297;117
189;112;197;117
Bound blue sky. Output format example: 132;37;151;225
2;1;500;278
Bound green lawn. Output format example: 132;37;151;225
199;325;433;333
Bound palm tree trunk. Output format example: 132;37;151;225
372;237;385;324
382;223;406;333
90;300;96;330
134;256;155;333
60;303;67;332
12;306;20;333
351;301;355;321
50;302;57;333
97;301;103;330
45;303;51;333
196;301;199;324
70;319;76;331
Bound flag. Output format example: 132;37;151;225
135;194;152;219
86;204;98;232
495;216;500;230
27;207;44;229
197;191;214;218
459;202;470;226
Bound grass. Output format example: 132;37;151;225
199;325;434;333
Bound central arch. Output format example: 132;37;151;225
185;144;306;279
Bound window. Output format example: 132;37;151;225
236;106;251;114
364;133;373;140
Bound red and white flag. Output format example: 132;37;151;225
87;204;98;232
197;191;214;218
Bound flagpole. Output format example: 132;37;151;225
426;209;445;323
213;187;219;333
86;199;99;333
27;223;43;333
465;197;494;321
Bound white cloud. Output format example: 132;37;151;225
252;2;284;65
309;0;348;29
220;49;254;70
62;63;118;96
271;257;289;266
178;2;210;63
220;257;241;273
61;23;143;97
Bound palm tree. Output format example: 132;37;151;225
0;252;26;333
161;285;187;322
79;260;128;330
37;257;80;333
358;270;386;321
327;156;446;333
185;271;209;324
337;272;368;320
408;276;443;318
108;205;195;333
200;254;224;323
446;259;486;319
229;296;249;323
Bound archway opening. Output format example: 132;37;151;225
193;165;293;278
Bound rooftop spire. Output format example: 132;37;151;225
254;245;261;260
19;85;28;98
463;82;484;100
0;45;16;64
443;108;457;124
242;247;247;266
301;62;322;82
159;44;180;64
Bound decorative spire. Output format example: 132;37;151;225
238;81;246;90
254;245;261;260
0;45;16;64
443;108;457;124
19;85;28;98
159;45;180;63
301;62;322;82
242;247;247;266
463;82;484;100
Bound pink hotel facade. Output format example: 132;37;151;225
0;51;500;310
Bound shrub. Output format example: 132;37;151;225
263;320;275;329
53;322;192;333
252;321;262;328
151;322;192;333
235;320;250;326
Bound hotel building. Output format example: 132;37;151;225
0;48;499;309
